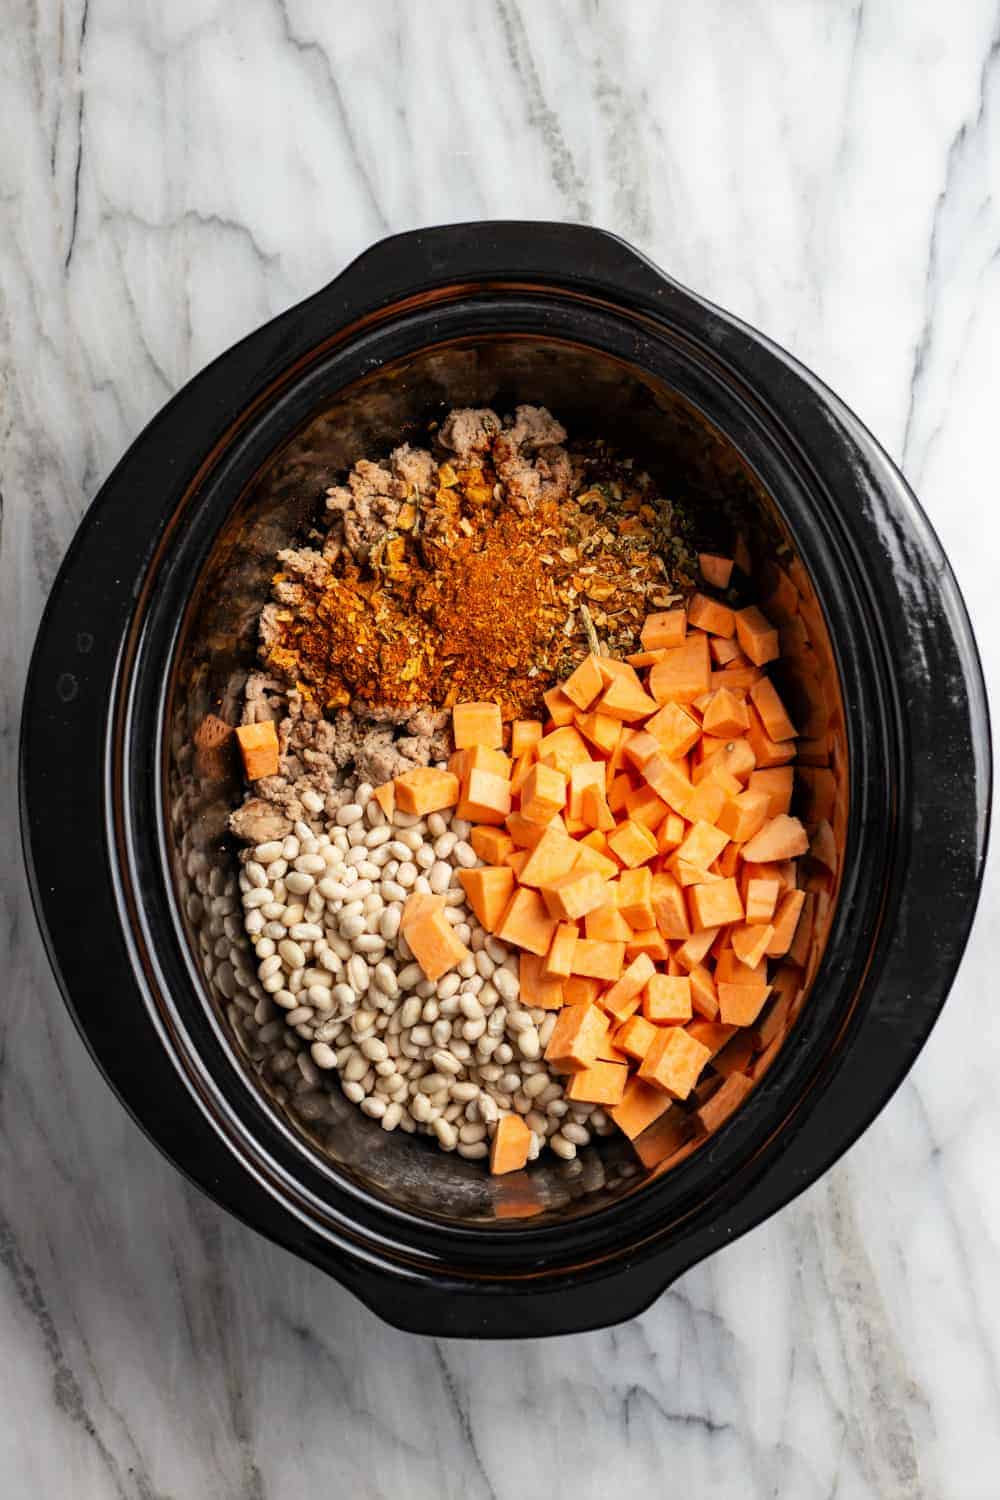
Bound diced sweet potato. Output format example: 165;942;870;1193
622;731;662;772
624;783;670;830
746;705;796;769
718;982;771;1026
542;686;577;726
649;635;712;704
607;818;658;868
511;719;543;757
571;938;626;981
645;701;701;758
543;922;579;979
730;922;775;969
453;701;503;749
702;687;750;739
657;812;687;854
470;826;515;865
465;744;512;777
675;926;719;970
688;877;744;931
687;592;736;638
748;767;794;817
676;820;729;871
506;849;530;878
810;819;838;874
741;814;809;864
626;929;671;962
585;902;633;942
573;842;620;881
401;893;471;982
496;888;558;955
565;1059;628;1106
372;781;396;820
749;677;796;741
517;826;580;887
536;725;592;777
598;675;660;723
581;782;616;832
643;973;693;1023
734;606;780;666
519;953;565;1009
456;767;511;824
716;788;771;843
490;1113;532;1174
615;1014;659;1061
564;974;602;1007
643;753;694;814
568;759;607;820
699;553;734;589
641;608;687;650
539;867;608;921
519;763;567;824
544;1000;610;1072
694;1072;754;1133
618;867;655;929
650;871;690;939
745;877;780;925
575;711;621;757
607;772;634;814
766;889;807;958
710;636;746;667
610;1078;673;1139
236;721;280;781
680;780;727;825
715;948;764;985
561;654;606;710
601;953;657;1024
638;1026;712;1099
457;867;515;934
689;963;719;1019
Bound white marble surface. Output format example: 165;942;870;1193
2;1;999;1495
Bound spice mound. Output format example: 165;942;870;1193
260;405;698;720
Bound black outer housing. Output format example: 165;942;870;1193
20;223;991;1337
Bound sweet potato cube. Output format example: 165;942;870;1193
694;1072;754;1133
681;780;728;826
572;842;620;881
657;813;687;854
718;982;771;1026
618;867;655;930
568;759;606;820
601;954;657;1024
616;1013;659;1061
622;731;662;773
506;849;530;878
747;705;796;770
536;725;592;777
236;720;280;781
585;902;633;942
715;948;765;985
465;744;512;777
507;812;556;849
689;877;743;931
542;686;576;726
598;1031;630;1065
543;922;579;980
676;926;719;970
641;609;687;651
642;753;693;815
470;826;515;865
687;592;736;638
457;767;510;825
565;1059;628;1106
699;553;734;589
687;1020;737;1057
697;737;757;785
811;819;838;875
598;675;660;723
644;701;700;758
734;606;780;666
518;953;565;1009
650;872;690;940
710;636;745;666
742;814;809;864
511;719;543;757
766;889;807;958
607;727;636;778
716;789;771;843
746;877;781;925
489;1113;532;1175
453;701;503;749
401;894;471;982
730;922;775;970
676;820;729;871
539;867;607;921
624;783;670;831
496;888;558;956
649;635;712;705
595;656;643;687
626;930;671;962
638;1026;712;1099
457;867;515;934
372;781;396;820
509;755;536;798
517;826;580;887
562;654;606;711
581;782;616;832
702;687;751;739
689;963;720;1019
607;818;658;869
643;973;693;1024
786;892;815;967
575;711;621;757
748;767;794;817
611;1078;673;1139
519;763;567;824
564;974;602;1006
544;1000;610;1072
749;677;797;741
571;938;626;982
607;772;634;815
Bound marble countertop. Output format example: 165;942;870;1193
3;2;998;1496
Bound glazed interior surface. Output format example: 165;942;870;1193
165;337;848;1226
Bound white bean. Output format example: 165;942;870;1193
336;804;364;827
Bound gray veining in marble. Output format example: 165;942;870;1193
2;2;999;1496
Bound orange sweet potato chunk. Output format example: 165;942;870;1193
649;635;712;705
638;1026;712;1099
730;922;775;970
575;711;621;757
716;788;771;843
642;753;694;814
568;759;607;819
626;929;671;963
236;721;280;780
571;938;626;981
688;877;744;931
646;701;702;758
741;814;809;864
544;1000;610;1072
395;766;461;816
689;963;720;1020
651;871;691;940
618;867;655;929
643;973;693;1023
543;922;579;979
686;1019;737;1057
641;608;687;650
749;677;797;741
511;719;543;757
519;763;568;824
565;1059;628;1106
401;894;471;982
490;1113;532;1175
624;783;670;830
518;953;565;1009
766;889;807;958
372;781;396;819
536;726;592;777
676;820;729;871
453;701;503;750
517;826;580;887
607;818;658;869
687;592;736;638
598;675;661;723
748;767;794;817
581;782;616;832
718;982;772;1026
734;606;780;666
496;887;558;956
745;877;781;925
470;826;515;865
458;867;515;934
615;1013;659;1061
585;902;633;943
543;686;577;726
563;974;602;1007
699;553;734;589
702;687;751;739
573;841;620;881
601;953;657;1024
746;705;796;770
561;654;606;710
539;867;608;921
611;1078;673;1139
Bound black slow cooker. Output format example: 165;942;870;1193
20;223;990;1337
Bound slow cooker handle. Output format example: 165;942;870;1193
311;220;682;323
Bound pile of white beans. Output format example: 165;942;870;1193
235;772;617;1163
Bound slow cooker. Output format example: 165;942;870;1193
21;223;990;1337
